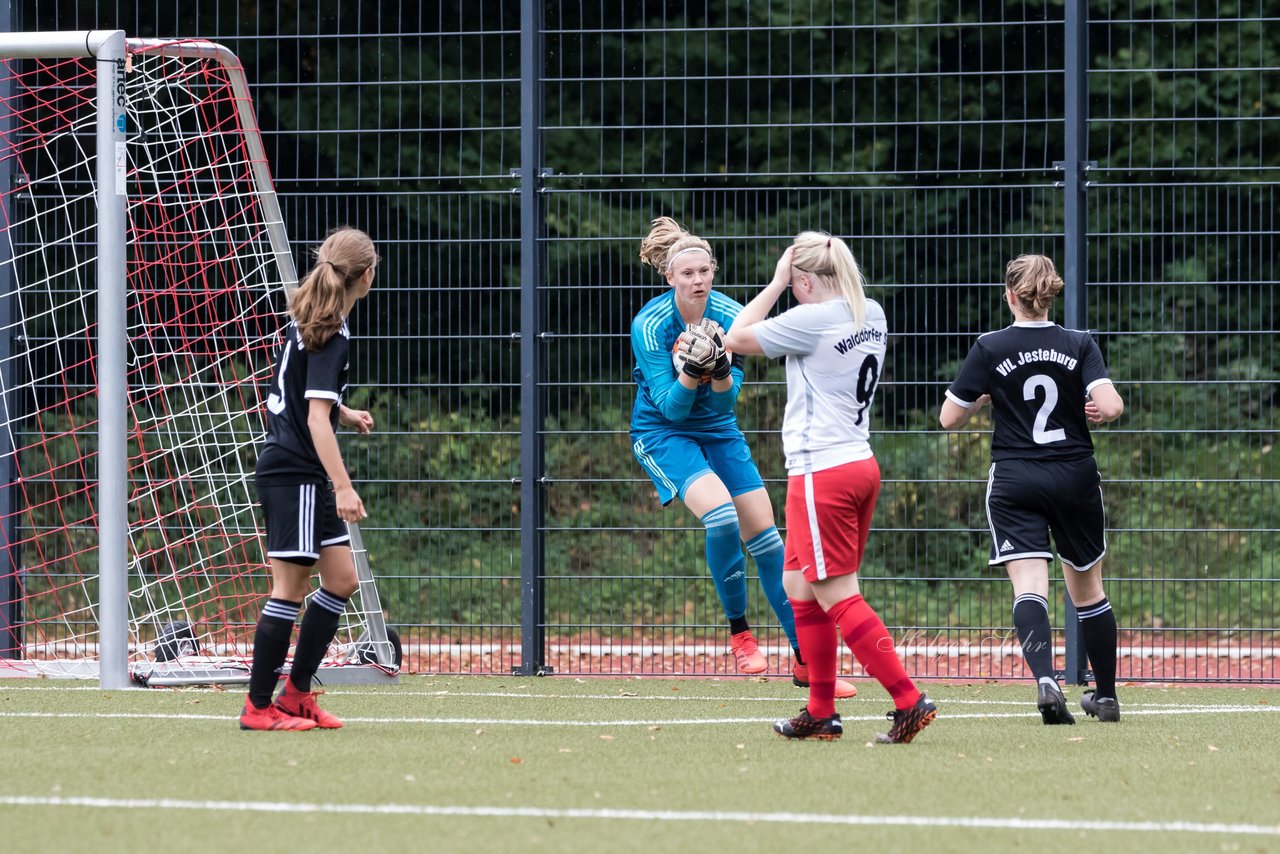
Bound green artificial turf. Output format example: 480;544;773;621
0;677;1276;853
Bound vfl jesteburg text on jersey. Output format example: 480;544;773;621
946;321;1112;462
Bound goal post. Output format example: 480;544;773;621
0;32;399;688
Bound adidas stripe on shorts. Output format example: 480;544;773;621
257;482;350;567
985;457;1106;571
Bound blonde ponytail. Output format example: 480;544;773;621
790;231;867;329
290;227;378;351
639;216;717;275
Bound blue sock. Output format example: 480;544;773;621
745;527;796;649
701;503;747;621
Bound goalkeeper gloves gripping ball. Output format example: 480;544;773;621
675;327;717;378
697;319;733;381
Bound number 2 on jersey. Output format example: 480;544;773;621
854;354;880;426
1023;374;1066;444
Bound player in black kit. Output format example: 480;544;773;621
939;255;1125;724
240;227;378;731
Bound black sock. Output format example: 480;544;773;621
247;598;300;708
1078;597;1118;699
729;616;750;636
1013;593;1055;682
289;588;349;692
792;646;805;666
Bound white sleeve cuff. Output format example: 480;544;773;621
1085;378;1114;395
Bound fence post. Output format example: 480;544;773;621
516;0;547;676
1060;3;1090;686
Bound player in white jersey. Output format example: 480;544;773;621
727;232;935;744
940;254;1125;723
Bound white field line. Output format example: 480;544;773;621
0;795;1276;837
1;683;1275;712
319;690;1277;709
0;705;1276;726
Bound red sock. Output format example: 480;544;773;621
790;598;837;718
828;594;920;710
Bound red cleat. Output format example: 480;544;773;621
729;630;768;674
274;680;344;729
239;699;317;731
792;662;858;698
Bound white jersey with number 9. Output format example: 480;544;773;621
751;298;888;476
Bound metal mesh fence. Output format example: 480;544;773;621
1085;6;1278;680
539;3;1079;680
15;1;1276;682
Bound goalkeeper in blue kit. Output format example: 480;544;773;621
628;217;855;697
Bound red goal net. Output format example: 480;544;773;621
0;39;394;682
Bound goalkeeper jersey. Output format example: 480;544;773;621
255;320;349;484
630;289;745;434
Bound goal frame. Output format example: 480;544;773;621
0;30;398;689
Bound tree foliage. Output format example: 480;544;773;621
25;0;1277;632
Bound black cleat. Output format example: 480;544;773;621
773;708;843;741
876;694;937;744
1081;689;1121;722
1037;680;1076;725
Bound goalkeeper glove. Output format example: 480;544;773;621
675;328;716;378
698;319;732;381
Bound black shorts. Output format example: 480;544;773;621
985;457;1106;570
256;482;350;567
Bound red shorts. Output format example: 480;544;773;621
783;456;881;582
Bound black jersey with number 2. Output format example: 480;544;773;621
254;320;349;484
946;321;1111;463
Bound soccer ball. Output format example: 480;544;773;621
154;620;198;662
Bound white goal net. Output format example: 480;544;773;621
0;34;397;685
